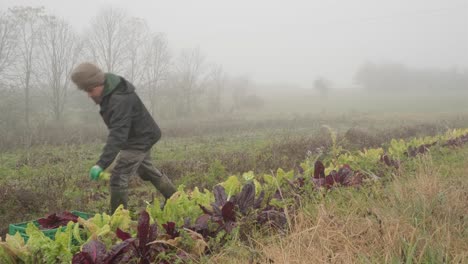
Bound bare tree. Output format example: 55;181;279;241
9;6;45;130
87;7;129;73
176;48;206;116
0;11;17;81
313;77;331;99
125;17;149;85
142;33;171;116
37;15;81;121
231;76;249;111
207;64;227;112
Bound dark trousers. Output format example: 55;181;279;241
109;149;176;214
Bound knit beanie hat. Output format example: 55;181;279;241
71;62;105;91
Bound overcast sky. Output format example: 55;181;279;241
1;0;467;87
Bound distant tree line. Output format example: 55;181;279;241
354;62;468;92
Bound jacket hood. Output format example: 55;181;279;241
102;73;134;97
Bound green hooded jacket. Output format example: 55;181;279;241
96;73;161;169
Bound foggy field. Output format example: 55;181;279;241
1;1;467;263
2;108;468;263
2;92;468;263
261;91;468;115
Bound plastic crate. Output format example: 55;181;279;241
8;211;93;242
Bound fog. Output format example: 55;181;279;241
1;0;467;87
1;0;468;150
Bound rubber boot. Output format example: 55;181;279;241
151;169;177;200
110;187;129;215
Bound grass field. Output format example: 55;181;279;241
1;93;468;263
209;143;468;263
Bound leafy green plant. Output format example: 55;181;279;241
219;176;241;200
388;139;408;161
147;185;214;227
322;125;345;167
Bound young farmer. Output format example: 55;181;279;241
71;62;176;214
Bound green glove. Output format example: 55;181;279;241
89;165;103;181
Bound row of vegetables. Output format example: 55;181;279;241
2;128;468;264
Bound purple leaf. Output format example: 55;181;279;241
339;166;352;181
211;203;223;216
103;238;135;264
325;174;335;188
37;213;59;228
137;210;151;248
72;252;94;264
104;210;161;264
312;177;326;187
332;170;343;185
116;228;132;241
94;210;164;264
162;222;179;239
380;154;399;169
191;214;216;239
76;240;107;264
337;166;353;186
213;185;228;207
37;211;79;229
237;182;255;215
314;161;325;179
137;210;161;264
195;214;210;229
254;191;265;209
221;201;236;222
58;211;79;221
326;169;346;187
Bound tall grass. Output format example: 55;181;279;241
211;151;468;263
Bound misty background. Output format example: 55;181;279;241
0;0;467;149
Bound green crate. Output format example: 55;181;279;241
8;211;93;242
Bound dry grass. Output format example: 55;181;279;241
209;154;468;264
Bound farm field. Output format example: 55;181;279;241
1;1;467;263
211;141;468;263
1;109;468;263
0;0;468;264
